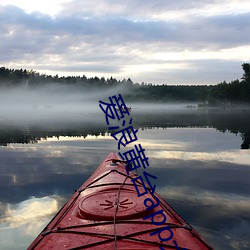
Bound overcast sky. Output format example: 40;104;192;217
0;0;250;85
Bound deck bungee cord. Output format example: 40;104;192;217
27;153;214;250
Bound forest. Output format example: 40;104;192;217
0;63;250;104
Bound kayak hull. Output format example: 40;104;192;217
28;152;213;250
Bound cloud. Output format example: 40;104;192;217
58;0;242;19
0;196;62;249
3;4;249;48
157;186;250;215
0;196;59;228
0;1;250;84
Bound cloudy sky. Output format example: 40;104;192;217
0;0;250;85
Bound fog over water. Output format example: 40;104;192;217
0;84;250;249
0;85;101;121
0;85;198;124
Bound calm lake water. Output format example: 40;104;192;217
0;104;250;250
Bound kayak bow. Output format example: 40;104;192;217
28;152;213;250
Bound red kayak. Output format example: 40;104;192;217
28;152;213;249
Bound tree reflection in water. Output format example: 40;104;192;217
0;108;250;149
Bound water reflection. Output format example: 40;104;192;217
0;107;250;149
0;109;250;249
0;196;59;228
0;196;62;250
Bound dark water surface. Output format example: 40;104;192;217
0;106;250;249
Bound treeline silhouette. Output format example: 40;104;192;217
208;63;250;105
0;63;250;104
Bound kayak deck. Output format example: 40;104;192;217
28;152;213;249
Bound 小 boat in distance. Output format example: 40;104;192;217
27;152;213;249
